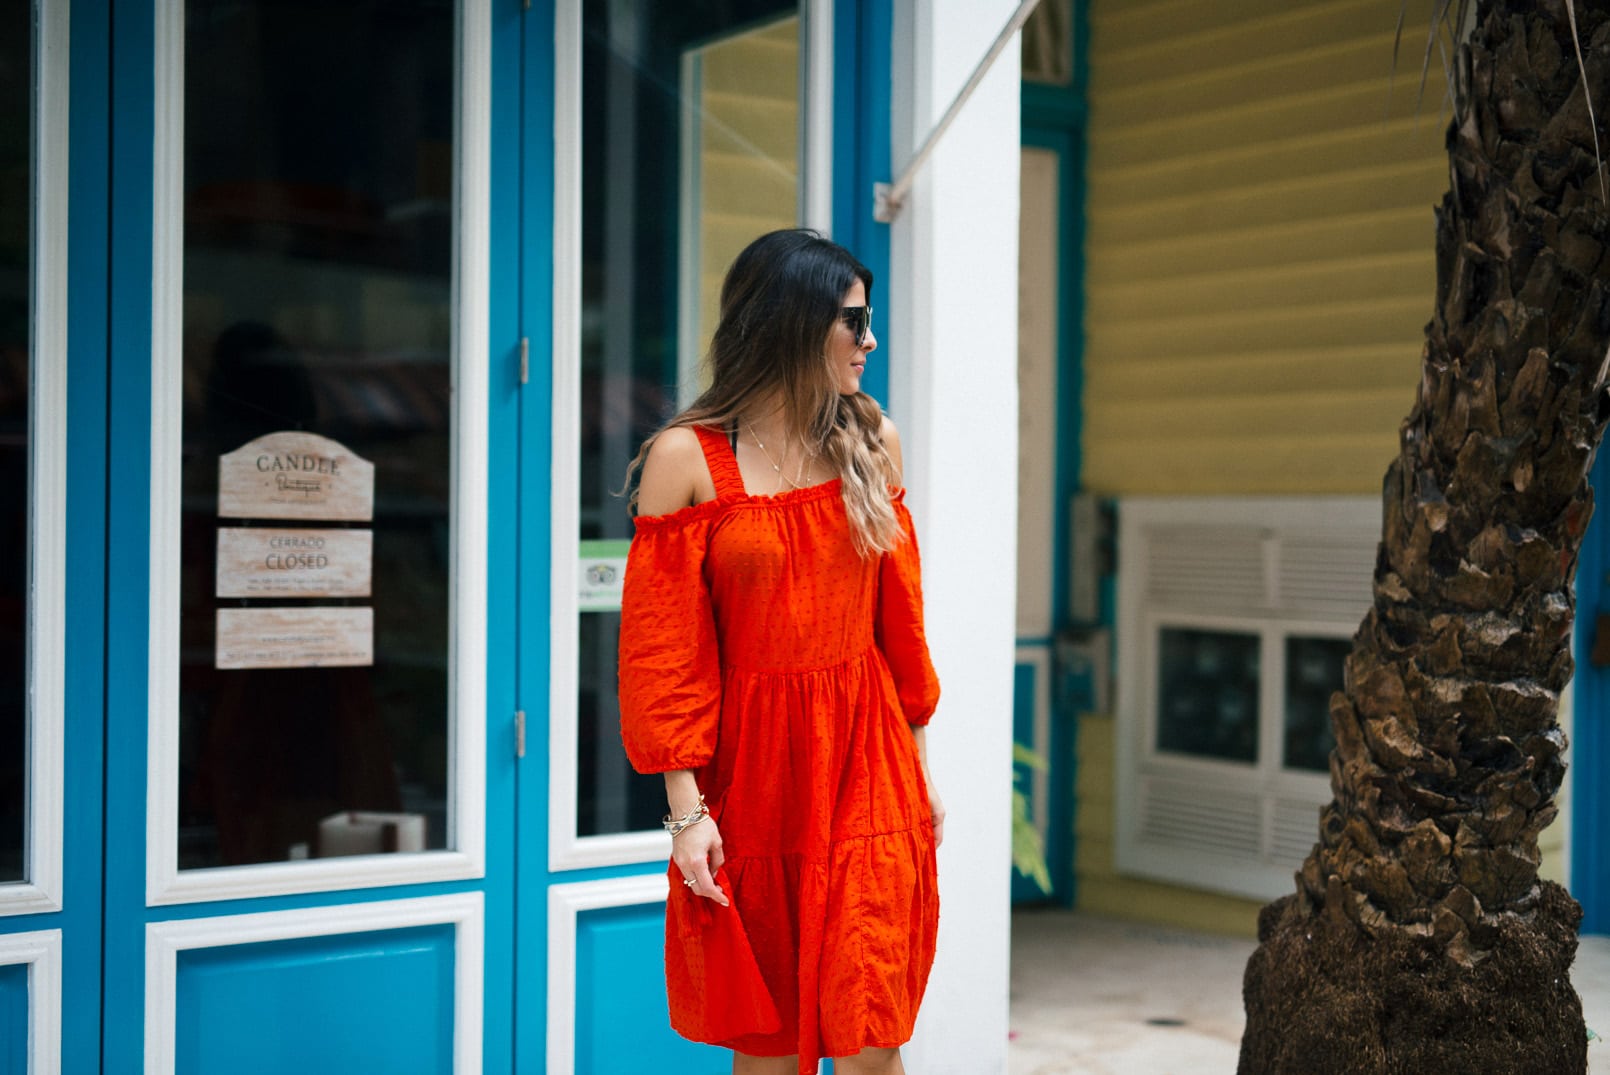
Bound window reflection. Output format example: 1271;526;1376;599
178;0;454;868
1022;0;1074;87
1284;636;1346;773
1156;627;1260;763
0;0;30;884
576;1;800;837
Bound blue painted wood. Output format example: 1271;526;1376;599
102;0;158;1061
481;1;525;1071
0;963;24;1075
174;927;455;1075
513;3;559;1071
1018;0;1089;910
1573;447;1610;931
833;0;893;407
58;3;113;1067
573;904;728;1074
0;1;119;1071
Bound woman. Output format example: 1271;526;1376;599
618;229;943;1075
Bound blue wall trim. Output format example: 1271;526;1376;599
1573;448;1610;930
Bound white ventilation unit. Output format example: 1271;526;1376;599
1116;497;1379;902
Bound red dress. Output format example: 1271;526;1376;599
618;425;940;1071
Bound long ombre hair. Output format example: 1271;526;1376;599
627;229;902;555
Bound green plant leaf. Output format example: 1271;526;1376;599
1011;785;1052;894
1013;742;1048;770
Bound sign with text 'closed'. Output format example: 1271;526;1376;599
218;431;375;521
216;527;373;599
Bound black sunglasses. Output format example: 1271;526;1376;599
841;305;874;346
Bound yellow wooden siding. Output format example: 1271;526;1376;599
1083;0;1448;495
1078;0;1460;927
1076;714;1263;936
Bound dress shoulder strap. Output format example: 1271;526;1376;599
692;424;747;499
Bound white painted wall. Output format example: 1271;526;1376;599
888;2;1022;1071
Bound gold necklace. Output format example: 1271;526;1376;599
748;425;812;491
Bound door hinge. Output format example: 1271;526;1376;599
519;337;530;385
515;709;527;758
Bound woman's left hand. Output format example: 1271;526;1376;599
909;724;944;847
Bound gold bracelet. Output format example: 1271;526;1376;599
663;795;708;837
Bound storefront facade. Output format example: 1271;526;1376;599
1;1;1025;1070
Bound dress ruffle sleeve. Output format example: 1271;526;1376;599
618;504;723;773
875;491;941;726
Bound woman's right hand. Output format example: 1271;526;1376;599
672;817;729;906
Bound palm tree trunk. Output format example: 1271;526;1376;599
1240;3;1610;1071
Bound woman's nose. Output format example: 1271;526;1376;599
862;327;877;352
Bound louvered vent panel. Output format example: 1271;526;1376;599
1145;525;1266;611
1277;532;1376;619
1270;797;1325;867
1137;776;1262;858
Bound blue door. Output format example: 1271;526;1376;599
517;3;852;1070
0;1;106;1070
94;0;519;1069
520;2;894;1070
4;1;888;1070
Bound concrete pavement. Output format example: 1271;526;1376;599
1008;909;1610;1074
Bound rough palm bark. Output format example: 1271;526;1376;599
1240;3;1610;1072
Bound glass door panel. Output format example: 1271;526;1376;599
173;0;464;873
0;0;29;885
567;1;802;849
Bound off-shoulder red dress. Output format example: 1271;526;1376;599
618;425;940;1071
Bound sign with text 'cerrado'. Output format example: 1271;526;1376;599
215;431;377;669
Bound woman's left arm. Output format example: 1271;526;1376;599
911;724;945;847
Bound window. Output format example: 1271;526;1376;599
147;0;489;901
1116;497;1378;901
0;0;30;886
1;0;65;915
553;0;828;868
1021;0;1073;87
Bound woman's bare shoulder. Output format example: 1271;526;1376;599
879;415;904;481
638;426;716;515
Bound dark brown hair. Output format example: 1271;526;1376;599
627;229;900;554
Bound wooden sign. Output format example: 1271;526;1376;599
218;431;375;521
216;528;373;599
215;607;374;670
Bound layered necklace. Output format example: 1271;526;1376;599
748;424;817;493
